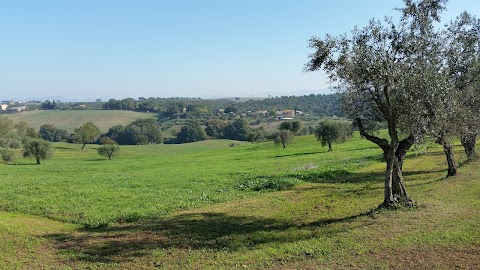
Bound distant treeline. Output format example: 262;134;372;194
33;117;315;147
36;94;343;118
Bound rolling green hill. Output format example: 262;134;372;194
5;110;156;132
0;135;478;269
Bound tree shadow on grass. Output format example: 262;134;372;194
45;210;376;264
235;166;446;192
6;163;34;166
43;158;449;264
54;146;76;150
85;158;109;162
274;150;324;158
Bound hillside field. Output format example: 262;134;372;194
0;134;478;269
5;110;156;132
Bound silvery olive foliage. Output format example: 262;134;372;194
306;0;478;207
444;12;480;161
22;139;53;165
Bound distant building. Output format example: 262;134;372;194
295;110;305;116
255;110;269;116
277;110;295;120
7;106;27;112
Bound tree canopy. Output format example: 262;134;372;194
314;120;352;151
205;120;227;139
103;119;163;145
279;120;304;136
23;139;53;165
1;148;15;164
39;124;69;142
444;11;480;162
73;122;101;150
0;117;37;149
97;144;120;160
223;119;251;141
273;130;294;149
176;120;207;143
306;0;458;208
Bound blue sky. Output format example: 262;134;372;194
1;0;479;101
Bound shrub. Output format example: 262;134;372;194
1;148;15;164
97;145;120;160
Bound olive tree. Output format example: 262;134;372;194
279;120;304;135
306;0;450;207
73;122;101;150
14;121;39;144
1;148;15;164
415;11;480;176
0;118;38;150
97;144;120;160
273;130;294;149
444;12;480;162
23;139;53;165
0;117;23;149
0;116;14;139
314;119;352;151
247;127;266;143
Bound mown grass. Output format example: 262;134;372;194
0;134;379;228
0;133;478;269
5;110;156;132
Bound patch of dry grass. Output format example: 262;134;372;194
6;110;155;132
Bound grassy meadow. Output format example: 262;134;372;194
0;133;479;269
5;110;156;132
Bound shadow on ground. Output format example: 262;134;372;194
46;210;376;264
44;155;450;264
242;167;445;187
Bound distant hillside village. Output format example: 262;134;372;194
0;100;28;112
1;94;342;120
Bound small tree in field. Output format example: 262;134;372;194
1;148;15;164
23;139;53;165
445;12;480;163
97;144;120;160
314;120;352;151
273;130;294;149
279;120;304;135
73;122;101;150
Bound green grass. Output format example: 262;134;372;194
0;133;478;269
5;110;156;132
0;134;379;228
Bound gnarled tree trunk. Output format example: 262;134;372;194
382;142;397;207
356;118;413;208
437;133;457;177
461;132;477;162
392;134;414;204
443;142;457;177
